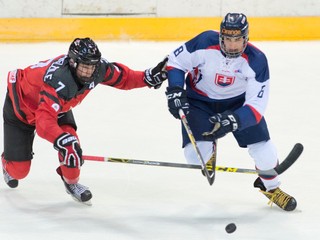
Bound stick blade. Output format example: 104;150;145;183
274;143;304;175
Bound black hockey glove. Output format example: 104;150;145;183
144;57;168;89
54;133;83;168
202;111;240;140
165;86;189;119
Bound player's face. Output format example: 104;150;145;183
76;63;96;80
223;36;245;55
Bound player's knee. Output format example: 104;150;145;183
184;141;214;165
248;140;278;169
59;165;80;184
4;160;31;179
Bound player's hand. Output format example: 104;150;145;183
202;111;239;140
144;57;168;89
54;133;83;168
165;86;189;119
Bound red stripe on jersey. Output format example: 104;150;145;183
241;52;249;62
166;66;175;71
246;104;262;123
187;72;208;97
206;45;220;50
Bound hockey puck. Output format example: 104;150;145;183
225;223;236;233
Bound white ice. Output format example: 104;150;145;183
0;40;319;240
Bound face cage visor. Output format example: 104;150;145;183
69;58;101;85
219;34;248;58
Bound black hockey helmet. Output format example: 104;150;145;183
219;13;249;58
68;37;101;85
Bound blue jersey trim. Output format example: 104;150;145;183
185;30;220;53
245;44;270;83
168;68;185;87
234;105;258;130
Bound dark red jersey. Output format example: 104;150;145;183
7;55;147;143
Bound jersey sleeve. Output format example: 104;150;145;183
101;62;146;89
167;42;197;87
235;50;270;130
35;84;65;143
167;31;218;88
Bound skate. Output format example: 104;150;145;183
57;167;92;205
2;167;19;188
62;180;93;206
254;177;297;211
2;154;18;188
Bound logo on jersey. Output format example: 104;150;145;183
8;70;17;83
51;103;60;112
214;73;235;87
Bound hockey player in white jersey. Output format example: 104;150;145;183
165;13;297;211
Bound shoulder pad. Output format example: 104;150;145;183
185;30;220;53
91;59;108;85
44;56;80;100
245;44;269;83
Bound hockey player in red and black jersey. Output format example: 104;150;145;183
2;37;168;205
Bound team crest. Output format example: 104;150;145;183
215;73;235;87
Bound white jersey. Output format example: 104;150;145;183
167;30;270;129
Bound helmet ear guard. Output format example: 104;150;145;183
68;58;77;69
219;13;249;58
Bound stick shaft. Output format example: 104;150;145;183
178;109;215;184
83;143;303;176
83;155;257;174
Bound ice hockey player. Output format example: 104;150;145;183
165;13;297;211
2;37;168;205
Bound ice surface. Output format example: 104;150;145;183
0;40;319;240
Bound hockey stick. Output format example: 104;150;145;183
179;109;215;185
204;141;217;182
83;143;303;176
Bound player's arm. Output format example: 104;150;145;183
165;68;190;119
36;85;83;168
165;43;194;119
234;78;269;130
101;58;167;89
35;85;65;143
101;62;145;89
166;30;214;85
234;54;270;130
